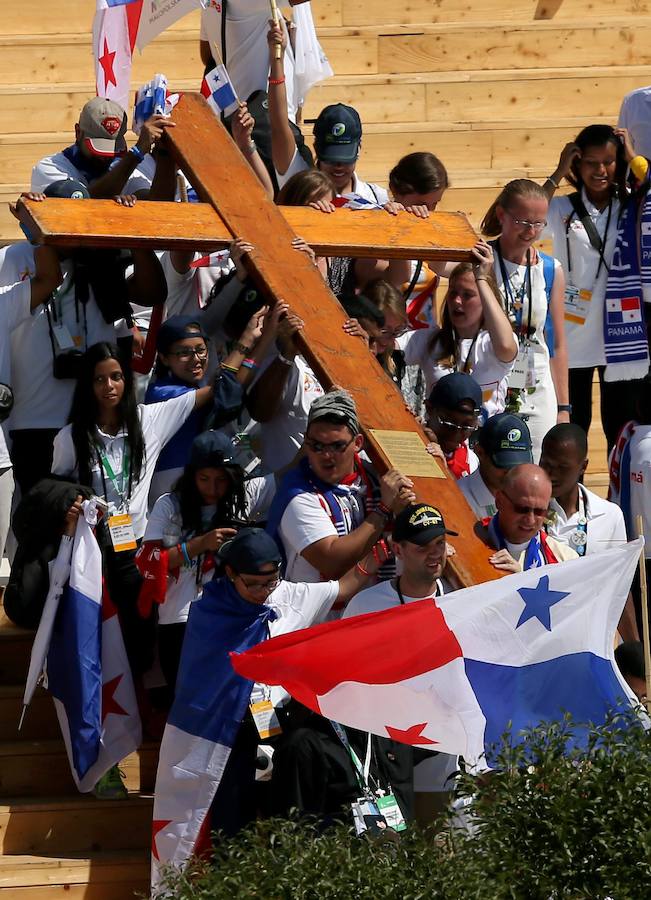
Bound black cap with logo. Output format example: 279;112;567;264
313;104;362;164
477;413;533;468
393;504;458;545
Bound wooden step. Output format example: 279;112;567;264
0;617;33;685
0;795;153;856
0;741;159;798
0;685;60;742
0;852;148;899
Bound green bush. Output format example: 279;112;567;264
156;714;651;900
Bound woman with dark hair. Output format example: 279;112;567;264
138;430;274;697
543;124;646;449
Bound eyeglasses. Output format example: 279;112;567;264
169;346;209;361
305;437;355;455
236;572;281;594
436;416;479;435
506;213;547;232
380;326;408;338
502;491;549;518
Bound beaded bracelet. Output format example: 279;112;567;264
268;77;286;85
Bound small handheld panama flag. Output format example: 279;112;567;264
233;540;643;771
132;73;179;135
26;502;142;792
201;64;240;118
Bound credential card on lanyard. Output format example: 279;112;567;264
108;514;137;552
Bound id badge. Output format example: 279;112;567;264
524;343;536;389
508;344;528;390
52;322;75;351
249;699;282;739
377;793;407;832
107;514;137;552
564;285;592;325
351;798;386;836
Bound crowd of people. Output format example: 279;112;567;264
2;2;651;847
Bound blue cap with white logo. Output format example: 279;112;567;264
313;104;362;164
478;413;533;468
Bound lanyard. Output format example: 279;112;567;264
330;721;376;798
565;199;612;281
569;486;588;556
495;242;533;341
395;576;441;605
97;444;132;510
456;332;479;374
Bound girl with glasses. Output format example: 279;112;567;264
481;179;569;461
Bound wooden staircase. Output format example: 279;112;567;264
0;1;648;893
0;609;153;897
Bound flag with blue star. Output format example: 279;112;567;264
516;575;570;631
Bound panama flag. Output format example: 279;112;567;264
233;540;644;771
607;296;643;325
201;64;240;118
42;503;141;792
93;1;143;113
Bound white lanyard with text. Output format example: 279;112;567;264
330;720;374;798
570;486;588;556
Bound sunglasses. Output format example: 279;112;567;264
305;437;355;455
502;491;548;518
236;572;281;593
436;415;479;435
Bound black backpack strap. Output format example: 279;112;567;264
567;192;604;255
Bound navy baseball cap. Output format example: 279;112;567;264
43;179;90;200
478;413;533;468
189;431;237;468
218;528;282;575
156;315;208;354
393;503;458;544
313;104;362;164
428;372;482;414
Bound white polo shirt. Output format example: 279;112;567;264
31;151;151;196
343;577;448;618
458;468;497;520
544;189;620;369
0;279;33;468
397;327;517;417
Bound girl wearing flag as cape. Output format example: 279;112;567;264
151;527;387;886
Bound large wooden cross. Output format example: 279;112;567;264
19;93;500;589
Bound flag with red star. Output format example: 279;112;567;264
93;1;143;113
233;539;644;771
44;502;141;792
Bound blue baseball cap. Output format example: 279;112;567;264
428;372;482;414
157;315;208;354
218;528;282;575
313;104;362;164
189;431;237;468
478;413;533;468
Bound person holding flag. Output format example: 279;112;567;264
151;526;387;885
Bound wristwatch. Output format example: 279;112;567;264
557;404;572;413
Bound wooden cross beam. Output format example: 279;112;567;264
20;93;500;589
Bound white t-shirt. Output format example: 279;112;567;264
51;392;196;539
458;468;497;520
0;280;33;468
618;86;651;160
144;480;276;624
544;189;619;368
611;424;651;558
3;244;119;431
275;147;389;205
278;480;367;583
200;0;298;121
344;577;445;618
31;151;151;196
264;577;339;707
397;327;517;417
159;251;234;321
255;354;324;474
546;485;626;557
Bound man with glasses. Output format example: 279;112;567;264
266;389;415;595
424;372;482;479
481;463;577;573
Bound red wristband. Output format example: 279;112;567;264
268;77;286;85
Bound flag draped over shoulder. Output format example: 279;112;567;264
151;577;276;889
233;540;643;771
44;504;141;792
